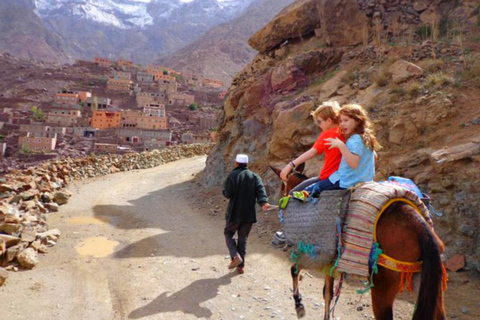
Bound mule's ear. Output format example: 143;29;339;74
269;165;282;178
296;162;305;174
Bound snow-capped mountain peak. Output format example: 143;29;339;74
34;0;255;29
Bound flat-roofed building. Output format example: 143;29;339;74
86;97;111;110
121;110;167;130
137;72;154;83
55;90;79;105
118;128;171;145
19;132;57;152
107;78;133;93
94;57;112;67
136;92;167;106
45;107;82;127
168;92;195;106
157;79;177;93
90;110;122;129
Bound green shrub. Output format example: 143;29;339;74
416;25;432;40
188;104;198;111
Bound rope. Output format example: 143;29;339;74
356;242;383;294
330;217;343;277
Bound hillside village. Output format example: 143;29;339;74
0;56;225;172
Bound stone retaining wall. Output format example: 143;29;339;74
0;144;212;284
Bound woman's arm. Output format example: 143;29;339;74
280;148;317;181
324;138;360;169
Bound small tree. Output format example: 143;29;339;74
30;106;46;120
188;103;198;111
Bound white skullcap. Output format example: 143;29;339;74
235;154;249;164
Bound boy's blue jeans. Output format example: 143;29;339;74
305;179;343;198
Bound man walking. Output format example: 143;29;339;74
223;154;273;274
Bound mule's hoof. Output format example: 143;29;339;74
296;305;306;318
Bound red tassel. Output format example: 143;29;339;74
398;272;405;292
406;272;414;292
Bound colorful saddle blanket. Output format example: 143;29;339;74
336;181;432;277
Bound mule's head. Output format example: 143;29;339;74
270;163;308;196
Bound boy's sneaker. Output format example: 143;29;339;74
228;255;243;269
271;237;286;248
236;267;244;274
275;231;285;241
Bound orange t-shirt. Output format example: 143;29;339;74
312;127;345;180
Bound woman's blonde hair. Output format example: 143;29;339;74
340;104;381;151
310;101;341;124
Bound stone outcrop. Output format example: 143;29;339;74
388;60;424;83
207;0;480;271
248;0;320;53
0;144;212;282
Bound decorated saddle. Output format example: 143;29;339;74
281;181;432;279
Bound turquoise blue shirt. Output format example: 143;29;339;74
329;134;375;188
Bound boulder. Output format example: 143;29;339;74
413;0;433;12
16;248;38;269
430;141;480;165
388;60;424;83
0;234;21;248
320;70;347;98
270;62;307;92
52;191;70;205
249;0;319;53
316;0;370;47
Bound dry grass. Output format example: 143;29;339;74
424;72;455;89
372;69;389;87
417;59;446;73
405;81;422;98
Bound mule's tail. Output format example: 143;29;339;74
412;221;443;320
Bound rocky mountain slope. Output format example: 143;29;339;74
205;0;480;270
157;0;295;85
0;0;257;64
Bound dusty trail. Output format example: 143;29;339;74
0;156;478;319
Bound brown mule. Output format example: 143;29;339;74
270;166;446;320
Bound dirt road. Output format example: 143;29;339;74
0;156;478;319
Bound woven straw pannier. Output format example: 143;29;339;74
283;190;351;268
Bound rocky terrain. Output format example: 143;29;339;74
158;0;295;85
0;143;211;284
205;0;480;271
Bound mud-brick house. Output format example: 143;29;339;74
157;79;177;93
107;78;133;93
168;92;195;106
19;132;57;152
121;109;167;130
90;109;122;129
86;97;112;110
19;124;67;138
55;90;81;105
136;92;167;107
94;57;112;68
184;73;201;87
143;104;166;117
117;128;171;145
117;59;133;69
45;107;82;127
202;78;224;88
181;132;210;144
154;73;175;82
113;71;131;80
94;143;118;153
137;72;154;83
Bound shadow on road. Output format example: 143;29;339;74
128;273;236;319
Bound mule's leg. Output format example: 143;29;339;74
291;264;305;318
371;268;399;320
322;274;334;320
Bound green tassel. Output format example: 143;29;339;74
357;243;383;294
